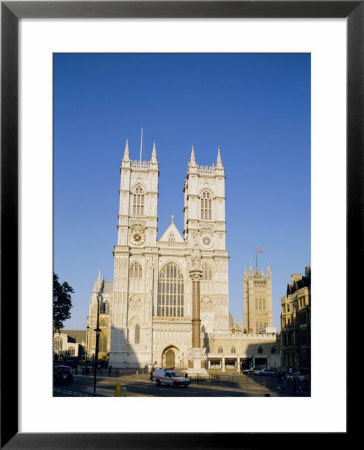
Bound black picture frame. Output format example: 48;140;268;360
1;1;357;448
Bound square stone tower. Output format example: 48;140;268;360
109;140;159;368
184;147;229;331
243;264;273;333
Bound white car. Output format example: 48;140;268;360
152;369;190;387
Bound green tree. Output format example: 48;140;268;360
53;272;74;333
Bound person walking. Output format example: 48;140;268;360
282;376;288;390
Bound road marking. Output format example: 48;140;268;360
123;384;149;389
53;388;91;397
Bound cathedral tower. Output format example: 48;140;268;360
109;140;159;368
183;147;229;331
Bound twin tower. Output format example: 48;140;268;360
108;140;230;368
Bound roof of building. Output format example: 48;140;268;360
286;270;311;296
61;330;86;343
158;217;184;243
103;281;113;295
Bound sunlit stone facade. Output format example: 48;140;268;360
86;140;278;370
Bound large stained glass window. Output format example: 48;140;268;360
157;263;184;317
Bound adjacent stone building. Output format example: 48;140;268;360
280;266;311;373
54;330;86;361
86;140;279;371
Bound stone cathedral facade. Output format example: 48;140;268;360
86;140;279;370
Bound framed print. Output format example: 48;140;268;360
1;0;358;448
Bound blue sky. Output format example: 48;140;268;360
54;53;310;331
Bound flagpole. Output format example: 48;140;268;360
139;127;143;162
256;248;263;271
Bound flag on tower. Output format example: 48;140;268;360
255;248;263;271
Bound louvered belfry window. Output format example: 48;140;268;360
133;186;144;215
157;263;184;317
200;190;212;220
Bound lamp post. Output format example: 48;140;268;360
85;324;89;361
93;292;101;395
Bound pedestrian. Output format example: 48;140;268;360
282;376;287;390
108;365;112;375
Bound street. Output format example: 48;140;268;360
53;371;310;397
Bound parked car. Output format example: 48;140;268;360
258;369;278;377
54;365;73;384
243;367;261;375
152;369;190;387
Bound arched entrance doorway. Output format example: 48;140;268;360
162;345;180;368
165;349;175;368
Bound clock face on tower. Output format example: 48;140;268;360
201;235;212;248
129;227;146;246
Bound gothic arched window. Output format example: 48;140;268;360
68;346;75;356
130;261;142;279
258;345;263;354
54;336;63;351
271;346;277;354
135;324;140;344
132;185;144;216
99;333;107;353
100;301;109;314
231;346;236;354
200;190;212;220
218;346;223;354
202;262;212;280
157;263;184;317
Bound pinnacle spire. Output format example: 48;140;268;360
122;139;130;162
93;269;103;293
216;147;223;168
171;214;174;224
189;145;197;167
151;141;158;163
